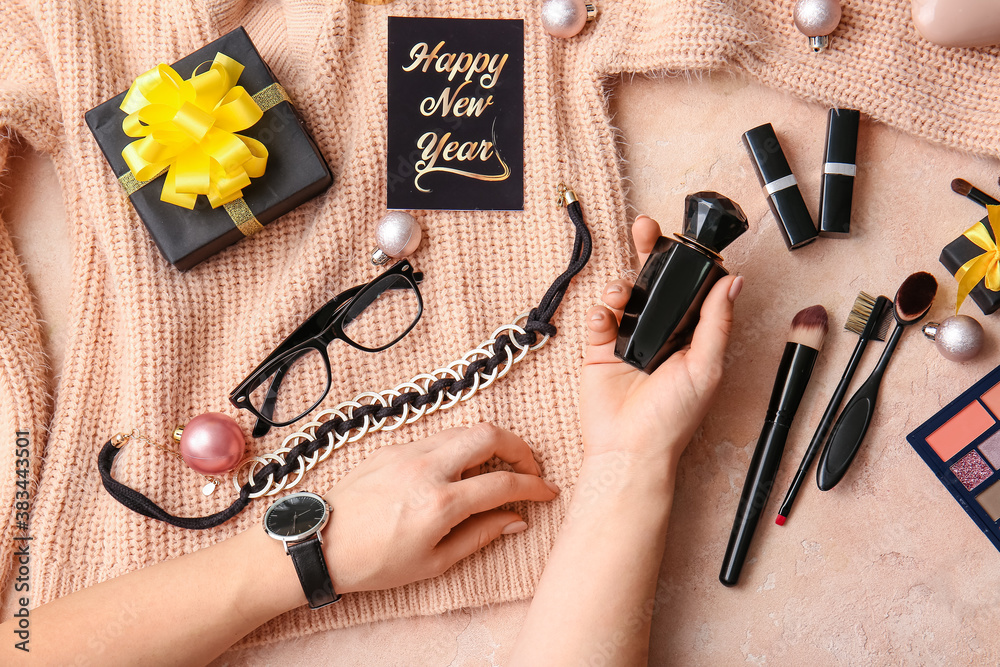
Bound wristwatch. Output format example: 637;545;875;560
262;491;341;609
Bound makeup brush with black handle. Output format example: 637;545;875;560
776;292;891;525
952;178;1000;208
720;305;828;587
816;272;938;491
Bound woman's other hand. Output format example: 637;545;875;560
322;423;559;594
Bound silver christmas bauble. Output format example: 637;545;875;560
923;315;985;362
372;212;421;265
541;0;597;39
794;0;842;51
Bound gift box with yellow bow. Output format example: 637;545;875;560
85;27;331;271
940;205;1000;315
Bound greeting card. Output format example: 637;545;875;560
387;17;524;211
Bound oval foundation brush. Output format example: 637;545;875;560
720;305;828;587
816;272;938;491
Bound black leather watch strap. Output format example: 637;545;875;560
287;537;340;609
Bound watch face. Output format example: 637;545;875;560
264;493;328;541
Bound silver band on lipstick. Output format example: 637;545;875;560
763;174;798;196
824;162;857;177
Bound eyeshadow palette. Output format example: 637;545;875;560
907;364;1000;552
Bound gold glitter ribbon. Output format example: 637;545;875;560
118;169;162;197
954;205;1000;313
222;199;264;237
251;83;292;112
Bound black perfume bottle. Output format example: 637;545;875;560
615;192;748;374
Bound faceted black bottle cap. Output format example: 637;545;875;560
680;192;748;254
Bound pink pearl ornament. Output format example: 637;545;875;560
912;0;1000;48
175;412;245;476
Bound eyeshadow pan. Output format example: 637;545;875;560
951;450;993;491
979;430;1000;469
981;381;1000;417
978;480;1000;521
925;401;995;461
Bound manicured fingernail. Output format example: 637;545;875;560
605;284;624;295
728;276;744;303
589;310;605;323
543;479;560;494
502;520;528;535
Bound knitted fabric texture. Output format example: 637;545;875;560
0;0;998;648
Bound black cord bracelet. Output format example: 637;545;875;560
98;187;593;529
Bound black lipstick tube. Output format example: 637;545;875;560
720;342;819;587
743;123;817;250
819;109;860;238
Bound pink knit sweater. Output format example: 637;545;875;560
1;0;997;647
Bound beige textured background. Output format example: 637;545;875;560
6;72;1000;664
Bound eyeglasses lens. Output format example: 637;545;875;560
341;274;421;351
248;347;328;425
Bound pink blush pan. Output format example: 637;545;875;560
925;401;994;461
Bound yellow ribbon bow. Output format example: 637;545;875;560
119;52;267;209
954;204;1000;313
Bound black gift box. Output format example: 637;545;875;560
940;214;1000;315
85;27;332;271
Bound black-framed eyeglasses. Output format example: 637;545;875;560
230;260;423;437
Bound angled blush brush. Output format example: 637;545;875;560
720;305;828;587
817;272;938;491
776;292;892;525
